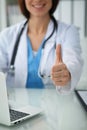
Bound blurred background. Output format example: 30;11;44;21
0;0;87;39
0;0;87;89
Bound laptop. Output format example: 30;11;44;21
75;89;87;112
0;72;42;126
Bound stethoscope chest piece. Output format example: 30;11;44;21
8;65;15;76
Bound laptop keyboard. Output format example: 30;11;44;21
9;109;30;122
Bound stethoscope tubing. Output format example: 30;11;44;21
9;19;57;76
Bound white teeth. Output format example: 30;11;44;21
33;4;45;8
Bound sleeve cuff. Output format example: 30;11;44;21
56;81;73;95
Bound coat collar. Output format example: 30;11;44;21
45;20;56;40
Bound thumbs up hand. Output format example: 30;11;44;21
51;44;71;86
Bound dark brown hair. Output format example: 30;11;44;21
18;0;60;19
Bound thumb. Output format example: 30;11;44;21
55;44;62;64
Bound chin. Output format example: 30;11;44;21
32;12;49;18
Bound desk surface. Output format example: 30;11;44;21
0;88;87;130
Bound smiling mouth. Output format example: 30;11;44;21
32;4;46;9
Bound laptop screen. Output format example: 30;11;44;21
77;90;87;105
75;90;87;112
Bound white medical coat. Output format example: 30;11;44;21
0;20;83;93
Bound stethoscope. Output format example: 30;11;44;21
7;19;57;77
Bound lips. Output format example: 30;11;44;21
32;4;46;9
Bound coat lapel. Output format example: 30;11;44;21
14;24;28;87
38;20;57;77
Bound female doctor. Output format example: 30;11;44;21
0;0;83;93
